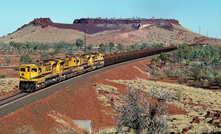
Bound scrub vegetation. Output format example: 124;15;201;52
146;44;221;89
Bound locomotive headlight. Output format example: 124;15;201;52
22;73;24;76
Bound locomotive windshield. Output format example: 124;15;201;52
20;68;25;72
31;68;37;72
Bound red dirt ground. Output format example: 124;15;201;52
0;58;187;133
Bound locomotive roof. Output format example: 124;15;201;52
43;59;58;63
54;58;66;61
33;61;43;67
81;53;98;56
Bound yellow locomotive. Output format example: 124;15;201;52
19;53;104;92
19;45;178;92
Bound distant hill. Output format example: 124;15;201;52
0;18;220;46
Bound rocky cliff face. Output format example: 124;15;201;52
73;18;181;26
16;18;53;31
30;18;53;27
73;18;180;31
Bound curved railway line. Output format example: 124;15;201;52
0;92;28;107
0;48;177;118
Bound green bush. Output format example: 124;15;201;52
174;69;185;78
19;54;35;64
5;56;12;66
0;73;7;78
165;69;173;77
214;74;221;87
150;68;156;74
158;73;166;79
40;54;49;61
184;77;189;83
205;72;214;81
178;77;182;84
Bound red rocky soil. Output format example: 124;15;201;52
0;58;188;133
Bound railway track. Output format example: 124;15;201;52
0;92;28;107
0;50;177;118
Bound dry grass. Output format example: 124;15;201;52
1;26;84;43
96;84;123;107
0;25;42;43
94;127;117;134
0;78;18;95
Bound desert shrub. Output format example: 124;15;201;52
40;53;49;61
214;74;221;87
149;87;159;99
5;56;12;66
212;70;221;77
150;68;156;75
150;57;160;65
174;69;185;78
0;73;7;78
178;77;183;84
196;81;204;88
165;69;173;77
145;68;149;73
205;72;214;81
19;54;35;64
149;88;172;102
114;85;170;134
159;52;171;66
158;91;172;102
158;73;166;79
192;69;205;81
175;88;183;101
184;77;189;83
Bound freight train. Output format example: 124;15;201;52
19;46;176;92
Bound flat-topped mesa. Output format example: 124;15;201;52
13;18;181;35
73;18;181;26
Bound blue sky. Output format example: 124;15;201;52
0;0;220;38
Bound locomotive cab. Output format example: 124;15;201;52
73;56;84;74
19;64;40;92
94;53;104;68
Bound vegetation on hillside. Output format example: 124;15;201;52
147;43;221;88
0;40;173;65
